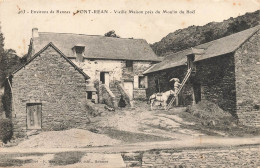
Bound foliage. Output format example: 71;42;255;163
225;20;251;36
151;10;260;56
0;118;13;144
0;23;22;85
104;30;120;38
0;23;5;84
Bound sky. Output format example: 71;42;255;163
0;0;259;56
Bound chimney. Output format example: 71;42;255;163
32;28;39;38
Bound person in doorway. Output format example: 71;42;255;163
170;78;181;106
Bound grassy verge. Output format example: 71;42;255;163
0;153;44;167
49;151;86;166
101;128;173;143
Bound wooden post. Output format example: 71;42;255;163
192;85;196;105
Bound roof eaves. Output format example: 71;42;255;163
144;62;186;75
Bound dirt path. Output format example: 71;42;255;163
90;101;203;142
17;129;120;148
2;136;260;154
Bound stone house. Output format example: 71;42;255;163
26;28;160;107
4;43;90;137
144;25;260;127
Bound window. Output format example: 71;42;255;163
126;60;133;71
134;75;148;89
139;76;146;88
73;46;85;62
87;91;93;99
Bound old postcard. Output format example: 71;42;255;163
0;0;259;167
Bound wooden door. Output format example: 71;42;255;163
27;103;42;129
124;82;133;100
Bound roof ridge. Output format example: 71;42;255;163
196;25;260;48
163;25;260;58
38;32;146;41
11;42;90;79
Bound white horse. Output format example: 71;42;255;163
149;90;174;110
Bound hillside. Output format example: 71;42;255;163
151;10;260;56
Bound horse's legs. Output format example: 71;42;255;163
150;100;153;110
164;101;167;110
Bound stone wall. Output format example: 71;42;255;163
115;82;131;106
195;54;237;116
99;84;116;108
72;59;123;84
74;59;154;100
234;30;260;127
141;146;259;167
11;46;88;137
123;61;153;100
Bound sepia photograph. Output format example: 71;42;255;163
0;0;259;167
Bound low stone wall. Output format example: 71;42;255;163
140;146;259;167
99;84;116;108
134;88;147;100
115;82;131;106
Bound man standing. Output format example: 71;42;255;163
170;78;181;106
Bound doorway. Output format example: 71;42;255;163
26;103;42;129
100;72;110;86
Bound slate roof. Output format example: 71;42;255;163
144;25;260;74
31;32;160;62
12;42;90;79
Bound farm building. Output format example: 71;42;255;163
4;43;90;137
144;25;260;127
26;28;160;107
3;29;159;136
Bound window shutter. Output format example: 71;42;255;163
144;76;148;88
134;76;139;88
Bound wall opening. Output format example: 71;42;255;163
26;103;42;130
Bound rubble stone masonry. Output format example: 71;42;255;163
11;46;88;137
195;54;237;116
234;30;260;127
73;59;153;100
141;146;259;167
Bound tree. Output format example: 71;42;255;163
104;30;120;38
0;24;21;85
0;23;5;83
226;20;251;36
0;23;4;55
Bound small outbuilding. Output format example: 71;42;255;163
4;43;90;137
